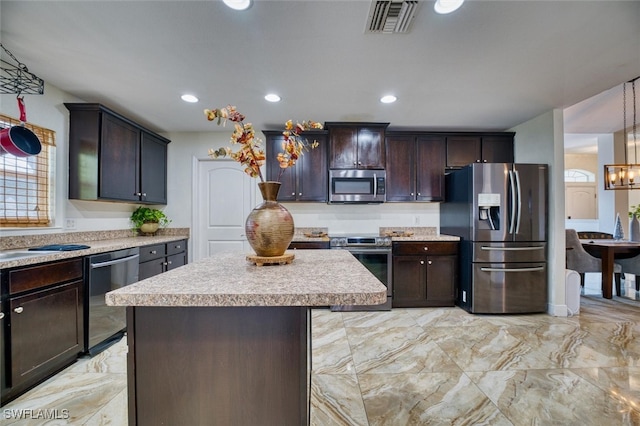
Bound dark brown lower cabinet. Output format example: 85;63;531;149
126;306;309;425
1;259;83;405
138;239;188;280
392;242;458;307
288;241;330;250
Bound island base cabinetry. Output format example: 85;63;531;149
127;306;310;426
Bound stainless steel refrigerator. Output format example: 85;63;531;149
440;163;548;314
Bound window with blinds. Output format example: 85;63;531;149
0;113;55;227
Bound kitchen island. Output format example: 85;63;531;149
105;249;386;426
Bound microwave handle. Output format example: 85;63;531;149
373;173;377;196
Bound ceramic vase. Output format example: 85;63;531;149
245;181;294;257
630;216;640;241
614;213;624;240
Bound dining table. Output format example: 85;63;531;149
580;239;640;299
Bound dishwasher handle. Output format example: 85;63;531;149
90;253;140;269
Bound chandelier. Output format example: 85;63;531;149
605;76;640;190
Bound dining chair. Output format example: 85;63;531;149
615;256;640;292
566;229;622;292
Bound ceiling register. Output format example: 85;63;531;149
605;76;640;190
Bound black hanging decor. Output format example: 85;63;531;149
0;43;44;95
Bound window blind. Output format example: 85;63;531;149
0;113;55;227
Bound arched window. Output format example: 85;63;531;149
565;169;595;183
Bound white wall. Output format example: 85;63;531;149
164;131;441;235
511;109;566;316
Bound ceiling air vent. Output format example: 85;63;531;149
366;0;419;34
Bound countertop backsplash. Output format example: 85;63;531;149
1;228;190;251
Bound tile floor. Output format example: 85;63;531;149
2;274;640;425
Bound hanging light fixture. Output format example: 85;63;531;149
604;76;640;190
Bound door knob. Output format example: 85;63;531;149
14;307;24;314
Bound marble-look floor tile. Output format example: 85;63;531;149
346;325;461;374
312;325;357;375
340;309;418;329
2;372;126;425
573;366;640;415
467;369;640;426
358;372;513;425
311;374;368;426
66;340;128;375
83;388;128;426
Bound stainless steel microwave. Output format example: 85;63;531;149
329;169;386;203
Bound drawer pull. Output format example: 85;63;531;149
14;307;24;314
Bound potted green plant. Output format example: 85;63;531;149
130;206;171;235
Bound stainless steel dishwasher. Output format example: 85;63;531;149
84;247;139;355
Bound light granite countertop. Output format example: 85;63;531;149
0;229;189;269
291;227;460;242
105;249;388;308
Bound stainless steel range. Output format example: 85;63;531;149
329;234;392;311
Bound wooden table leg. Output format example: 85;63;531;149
601;246;614;299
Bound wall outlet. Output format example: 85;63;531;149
462;290;467;303
65;219;76;230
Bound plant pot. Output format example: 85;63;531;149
245;182;294;257
140;222;160;235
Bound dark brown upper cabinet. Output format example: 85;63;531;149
325;122;388;169
385;133;446;202
445;133;514;169
263;130;328;202
65;103;170;204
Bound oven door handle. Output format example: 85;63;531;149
90;253;140;269
339;248;392;255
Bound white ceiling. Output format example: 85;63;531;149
1;0;639;139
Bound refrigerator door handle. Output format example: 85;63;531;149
481;246;545;251
480;266;545;272
508;170;517;234
514;169;522;234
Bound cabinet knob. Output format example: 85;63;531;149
476;160;481;162
423;247;428;251
410;193;414;196
0;312;4;320
358;162;362;165
168;261;172;265
151;250;157;254
417;193;421;196
353;162;357;165
14;307;24;314
292;192;296;196
175;245;181;249
142;193;147;197
483;160;487;163
428;260;433;265
420;260;425;265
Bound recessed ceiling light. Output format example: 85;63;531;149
380;95;397;104
223;0;252;11
265;94;281;102
181;94;199;103
434;0;464;14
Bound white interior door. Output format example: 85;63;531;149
193;159;256;260
565;183;597;219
